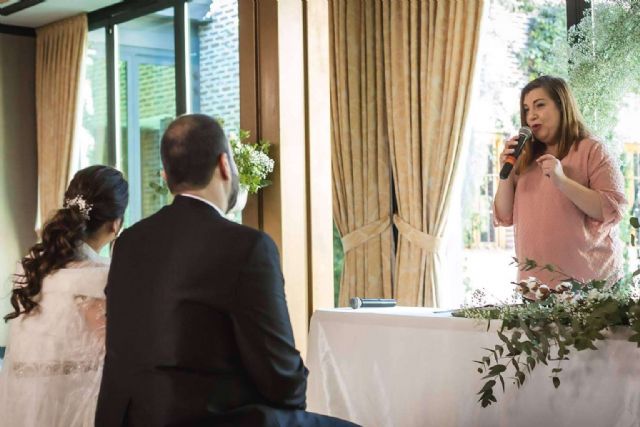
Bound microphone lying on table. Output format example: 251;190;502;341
350;297;397;309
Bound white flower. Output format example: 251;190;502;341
556;292;574;304
535;284;550;300
556;282;573;292
587;289;603;302
526;277;540;292
570;293;583;305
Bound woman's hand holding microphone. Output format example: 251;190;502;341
498;135;520;185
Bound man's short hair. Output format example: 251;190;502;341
161;114;229;193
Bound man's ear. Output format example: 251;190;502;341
161;169;167;183
110;218;123;235
218;153;232;180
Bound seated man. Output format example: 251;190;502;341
96;114;358;427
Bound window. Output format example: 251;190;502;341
189;0;240;131
119;9;176;224
447;0;640;307
444;0;569;307
188;0;241;222
78;0;242;226
78;29;108;169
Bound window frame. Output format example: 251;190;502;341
88;0;190;169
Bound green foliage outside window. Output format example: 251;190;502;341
568;0;640;142
516;1;569;82
517;0;640;144
333;222;344;307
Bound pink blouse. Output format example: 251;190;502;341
494;138;627;287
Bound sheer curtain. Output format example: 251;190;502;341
35;14;87;227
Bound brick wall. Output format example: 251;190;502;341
137;64;175;217
198;1;240;131
138;63;176;120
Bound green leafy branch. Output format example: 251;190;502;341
474;293;638;407
463;216;640;408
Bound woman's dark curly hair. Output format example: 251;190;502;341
4;165;128;321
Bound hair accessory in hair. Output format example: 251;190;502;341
64;195;93;221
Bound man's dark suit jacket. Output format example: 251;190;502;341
95;196;355;427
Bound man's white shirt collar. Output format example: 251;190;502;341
179;193;225;217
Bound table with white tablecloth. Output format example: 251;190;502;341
306;307;640;427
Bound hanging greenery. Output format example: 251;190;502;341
567;0;640;143
515;0;640;143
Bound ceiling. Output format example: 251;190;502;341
0;0;122;28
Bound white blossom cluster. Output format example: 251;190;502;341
229;131;274;185
247;149;274;178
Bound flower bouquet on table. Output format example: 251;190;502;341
455;257;640;408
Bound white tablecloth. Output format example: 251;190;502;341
306;307;640;427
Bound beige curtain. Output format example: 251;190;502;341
383;1;483;306
330;0;394;306
36;14;87;226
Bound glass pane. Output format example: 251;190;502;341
587;0;640;275
189;0;241;222
118;8;176;225
189;0;240;130
444;0;568;308
77;29;108;169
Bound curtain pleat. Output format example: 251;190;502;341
384;1;483;306
330;0;394;306
330;0;483;307
36;14;87;227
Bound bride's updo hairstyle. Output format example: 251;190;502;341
4;165;128;321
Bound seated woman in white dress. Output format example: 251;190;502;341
0;165;128;427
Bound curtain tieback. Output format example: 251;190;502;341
341;216;392;253
393;214;441;253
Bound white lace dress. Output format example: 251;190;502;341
0;243;109;427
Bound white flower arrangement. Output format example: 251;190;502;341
149;128;275;199
229;129;274;194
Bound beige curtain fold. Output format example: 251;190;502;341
383;1;483;306
330;0;394;306
35;14;87;226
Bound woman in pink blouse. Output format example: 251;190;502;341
494;75;627;287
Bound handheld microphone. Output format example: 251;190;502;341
499;126;533;180
349;297;397;309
